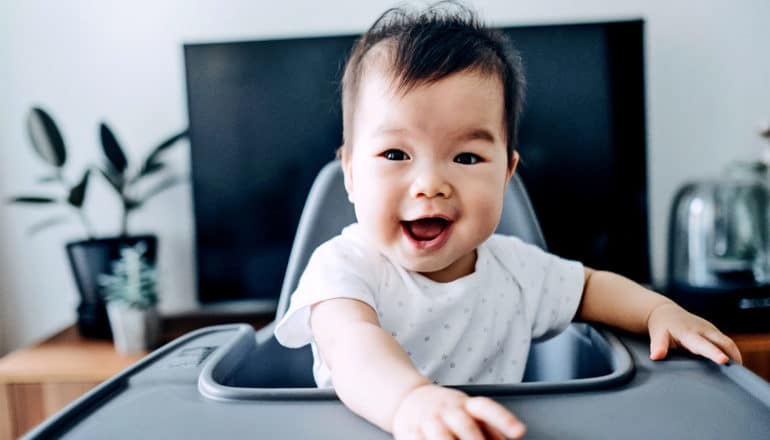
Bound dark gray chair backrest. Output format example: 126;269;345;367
275;160;546;322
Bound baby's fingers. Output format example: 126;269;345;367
442;408;485;440
421;416;454;440
479;421;507;440
649;328;671;361
465;397;526;439
680;333;729;364
704;330;742;364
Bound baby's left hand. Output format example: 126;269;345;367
647;302;742;365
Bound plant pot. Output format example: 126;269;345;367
106;303;161;354
66;235;157;339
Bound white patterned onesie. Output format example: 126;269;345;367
274;223;584;388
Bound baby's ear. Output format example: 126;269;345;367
506;150;520;183
340;146;355;204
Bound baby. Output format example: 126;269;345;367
274;3;742;439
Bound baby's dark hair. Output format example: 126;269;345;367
339;1;526;167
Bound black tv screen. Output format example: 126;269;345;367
184;20;648;304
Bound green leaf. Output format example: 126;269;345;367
7;195;59;204
26;215;70;236
99;123;128;174
134;175;188;208
95;166;123;193
124;197;142;211
133;161;165;182
143;129;188;168
26;107;67;167
36;175;60;183
67;169;90;208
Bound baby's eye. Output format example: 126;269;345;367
382;149;410;161
454;153;481;165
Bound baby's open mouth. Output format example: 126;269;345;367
402;217;451;241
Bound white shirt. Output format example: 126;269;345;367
274;223;584;388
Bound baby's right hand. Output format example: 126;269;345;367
392;384;526;439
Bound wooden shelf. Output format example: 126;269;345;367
0;312;272;439
0;326;144;384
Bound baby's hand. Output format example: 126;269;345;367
392;384;526;439
647;302;742;365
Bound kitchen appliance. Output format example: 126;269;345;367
667;161;770;330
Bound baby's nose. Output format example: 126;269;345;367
410;169;453;199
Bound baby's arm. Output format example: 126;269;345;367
311;298;426;429
311;298;525;439
577;267;742;364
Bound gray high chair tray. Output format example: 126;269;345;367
24;161;770;439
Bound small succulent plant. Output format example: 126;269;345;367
8;107;188;237
98;242;158;309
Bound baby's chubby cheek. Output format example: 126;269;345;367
479;199;505;232
352;201;401;243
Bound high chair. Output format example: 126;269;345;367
24;161;770;439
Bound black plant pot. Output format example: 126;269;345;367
65;235;157;339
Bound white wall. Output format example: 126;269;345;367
1;0;768;355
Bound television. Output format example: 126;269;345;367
184;20;648;306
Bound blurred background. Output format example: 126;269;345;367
1;0;768;356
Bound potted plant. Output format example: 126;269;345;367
8;107;188;339
99;241;161;354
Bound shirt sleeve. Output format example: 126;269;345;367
274;234;381;348
492;235;585;341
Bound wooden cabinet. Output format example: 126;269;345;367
730;332;770;381
0;326;143;439
0;312;271;439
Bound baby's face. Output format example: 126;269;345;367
343;69;516;282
